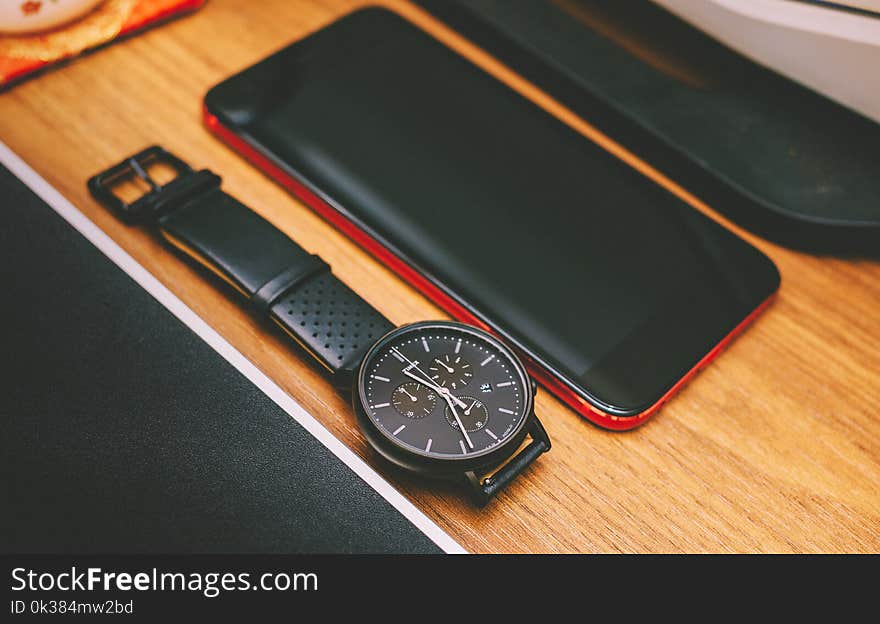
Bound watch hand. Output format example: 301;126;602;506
434;358;454;373
400;386;418;402
464;399;477;416
446;398;474;449
394;347;467;408
403;368;450;400
401;369;473;447
403;369;468;409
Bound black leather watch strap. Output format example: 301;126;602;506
466;417;551;506
88;146;393;377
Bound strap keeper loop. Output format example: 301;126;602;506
251;255;330;316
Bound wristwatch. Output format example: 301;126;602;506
89;146;550;506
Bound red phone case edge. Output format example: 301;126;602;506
203;107;777;431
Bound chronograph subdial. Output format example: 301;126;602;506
445;396;489;432
428;353;473;390
391;382;437;419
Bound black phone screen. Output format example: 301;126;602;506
205;7;779;417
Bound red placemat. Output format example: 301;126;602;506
0;0;205;88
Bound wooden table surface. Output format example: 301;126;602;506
2;0;878;553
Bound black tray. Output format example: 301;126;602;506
414;0;880;255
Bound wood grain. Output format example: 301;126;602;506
1;0;878;553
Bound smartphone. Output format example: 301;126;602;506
204;7;780;429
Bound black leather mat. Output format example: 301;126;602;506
0;163;442;554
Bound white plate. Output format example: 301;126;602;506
0;0;105;34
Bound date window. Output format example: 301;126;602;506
480;382;493;393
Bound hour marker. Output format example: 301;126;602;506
372;402;391;409
393;424;406;436
498;407;515;414
459;440;467;454
480;355;495;366
391;349;405;362
485;429;498;440
372;375;391;382
497;381;513;387
425;438;433;452
422;338;430;352
455;339;462;354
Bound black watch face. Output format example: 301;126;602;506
357;322;532;462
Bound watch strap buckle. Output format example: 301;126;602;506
88;146;220;224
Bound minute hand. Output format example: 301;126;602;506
403;369;474;449
445;398;474;449
402;369;467;409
